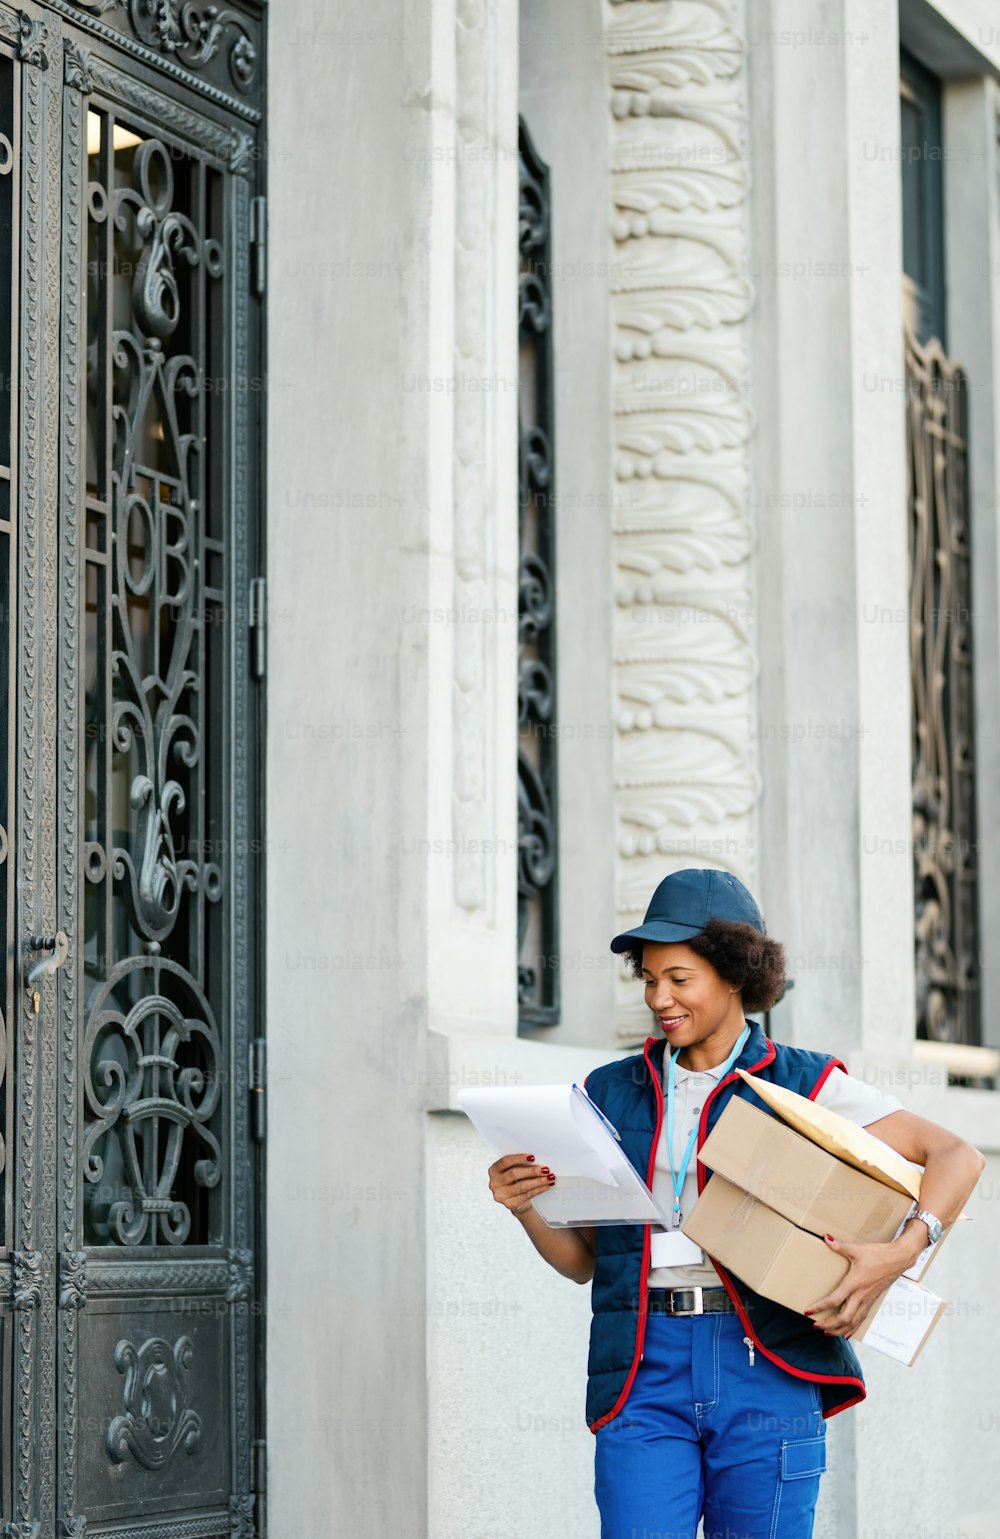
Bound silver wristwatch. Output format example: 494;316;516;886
912;1208;944;1246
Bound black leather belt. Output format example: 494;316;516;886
647;1286;735;1316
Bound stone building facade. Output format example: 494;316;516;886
267;2;1000;1535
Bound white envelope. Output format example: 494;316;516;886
854;1275;947;1366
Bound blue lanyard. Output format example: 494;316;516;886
665;1024;750;1227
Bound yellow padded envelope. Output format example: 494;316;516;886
735;1070;923;1200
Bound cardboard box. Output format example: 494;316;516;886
735;1071;923;1198
697;1096;914;1245
682;1173;850;1315
685;1079;968;1342
853;1275;947;1366
734;1071;962;1278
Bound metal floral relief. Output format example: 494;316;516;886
107;1334;202;1468
11;1250;43;1311
70;0;258;92
83;123;227;1246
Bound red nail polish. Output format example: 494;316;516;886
825;1234;835;1242
541;1167;550;1173
526;1155;535;1163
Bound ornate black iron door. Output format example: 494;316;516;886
1;2;266;1533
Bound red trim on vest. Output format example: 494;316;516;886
807;1056;846;1101
708;1259;866;1417
587;1038;665;1434
694;1035;778;1174
694;1047;865;1418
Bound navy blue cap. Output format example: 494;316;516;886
609;868;764;953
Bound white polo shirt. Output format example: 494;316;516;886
647;1058;907;1291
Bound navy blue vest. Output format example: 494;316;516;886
582;1020;866;1432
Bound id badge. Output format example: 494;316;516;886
650;1226;704;1268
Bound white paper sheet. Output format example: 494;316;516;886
457;1083;669;1226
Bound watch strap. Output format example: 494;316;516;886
913;1208;944;1245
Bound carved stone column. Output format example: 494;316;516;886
605;0;759;1039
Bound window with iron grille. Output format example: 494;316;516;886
901;51;981;1047
517;116;559;1027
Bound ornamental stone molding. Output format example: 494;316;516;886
605;0;760;1040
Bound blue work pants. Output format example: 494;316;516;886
594;1312;827;1539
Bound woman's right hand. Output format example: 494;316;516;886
488;1153;555;1217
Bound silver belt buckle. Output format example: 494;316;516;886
670;1287;703;1315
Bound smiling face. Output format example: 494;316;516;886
640;940;747;1067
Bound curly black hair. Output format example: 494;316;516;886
621;917;787;1014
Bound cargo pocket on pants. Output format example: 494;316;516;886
769;1435;827;1539
780;1435;826;1479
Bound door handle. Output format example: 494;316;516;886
25;931;69;993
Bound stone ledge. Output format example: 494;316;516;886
427;1032;1000;1151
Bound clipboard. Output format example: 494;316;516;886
457;1082;670;1227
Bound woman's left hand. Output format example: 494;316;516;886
803;1233;921;1337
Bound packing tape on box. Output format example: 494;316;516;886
720;1188;759;1238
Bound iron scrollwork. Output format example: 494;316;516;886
905;324;981;1046
84;123;228;1245
82;957;222;1245
106;175;201;941
517;118;559;1025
